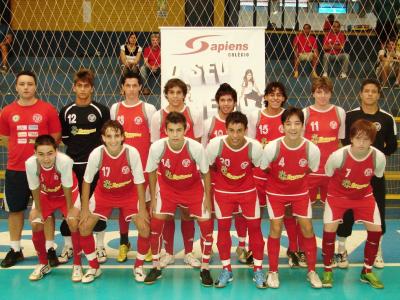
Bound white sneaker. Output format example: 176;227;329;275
335;251;349;269
96;247;107;264
81;268;102;283
322;72;328;78
339;72;347;79
159;252;175;268
307;271;322;288
184;253;201;268
267;271;280;288
133;266;146;282
29;264;51;281
374;254;384;269
71;265;83;282
58;246;73;264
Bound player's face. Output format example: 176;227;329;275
35;145;57;169
218;94;235;115
351;132;372;154
360;84;379;107
73;80;93;101
265;88;285;110
166;122;186;147
123;78;141;99
226;122;246;149
102;128;124;154
283;114;303;141
166;86;185;110
313;88;332;108
16;75;36;100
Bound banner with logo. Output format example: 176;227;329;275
160;27;265;118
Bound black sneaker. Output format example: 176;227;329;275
287;250;300;268
200;269;213;287
47;248;60;267
246;250;254;266
1;249;24;268
143;268;162;284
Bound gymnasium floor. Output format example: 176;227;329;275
0;219;399;300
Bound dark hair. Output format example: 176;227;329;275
163;78;187;97
215;83;237;104
281;106;304;124
120;69;143;86
101;120;125;137
226;111;248;129
16;70;37;85
74;68;94;87
264;81;287;107
360;78;381;93
34;135;57;150
303;23;311;29
350;119;377;143
165;112;187;130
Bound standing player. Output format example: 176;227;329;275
322;119;386;289
260;107;322;288
59;69;110;264
26;135;82;281
110;70;156;263
207;111;267;289
0;70;61;268
79;120;149;283
150;78;203;268
335;79;397;269
144;112;214;286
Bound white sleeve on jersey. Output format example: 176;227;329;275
307;140;321;172
202;118;213;147
150;111;161;143
246;110;258;139
337;106;346;139
25;156;40;190
206;136;224;166
109;103;118;120
144;103;157;129
324;147;344;177
57;153;74;188
373;148;386;178
188;139;209;174
145;139;165;173
84;146;103;183
249;138;263;167
126;145;146;184
191;107;204;139
260;138;279;170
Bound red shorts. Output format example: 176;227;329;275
308;175;330;203
40;187;80;220
155;182;209;219
266;193;312;219
92;192;138;222
254;177;267;207
214;189;260;220
323;194;381;225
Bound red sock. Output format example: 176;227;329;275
234;214;247;248
32;230;48;265
134;235;150;268
267;236;280;272
198;219;213;265
150;218;165;264
303;235;317;272
217;218;232;270
246;218;264;271
284;216;298;252
71;231;82;265
181;219;195;254
80;235;99;269
363;231;381;272
119;212;129;235
322;231;336;271
296;221;304;251
162;219;175;255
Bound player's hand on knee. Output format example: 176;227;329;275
136;217;150;238
79;209;90;226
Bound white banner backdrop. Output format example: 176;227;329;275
160;27;265;119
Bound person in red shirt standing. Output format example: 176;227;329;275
293;23;319;79
321;119;386;289
0;70;61;268
322;21;350;79
140;33;161;95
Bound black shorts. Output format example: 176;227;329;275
73;163;98;196
3;170;31;212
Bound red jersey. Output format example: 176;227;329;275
293;33;317;54
159;107;195;139
143;46;161;68
0;100;61;171
38;166;78;197
206;116;226;143
323;32;346;55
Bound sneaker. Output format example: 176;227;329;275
144;249;152;262
293;70;299;78
360;272;384;289
71;265;83;282
117;242;131;263
29;264;51;281
1;249;24;268
143;268;162;284
47;247;60;267
200;269;213;287
307;271;322;288
322;270;333;288
339;72;347;79
159;252;175;268
267;271;279;288
246;250;254;266
236;246;248;263
374;254;384;269
133;266;146;282
184;252;201;268
96;247;107;264
335;251;349;269
58;246;73;264
287;250;300;268
322;72;328;78
311;71;319;79
214;269;233;288
297;251;307;268
81;268;102;283
253;270;268;289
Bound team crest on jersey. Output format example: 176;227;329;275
88;114;97;122
299;159;307;167
134;116;143;125
182;159;191;167
278;125;284;133
240;162;249;169
32;114;43;123
12;114;20;122
373;122;381;131
122;166;130;174
330;121;338;129
117;116;124;125
364;168;373;176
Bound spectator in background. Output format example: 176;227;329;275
322;21;350;79
375;0;400;48
120;33;142;74
323;14;335;33
293;23;319;79
0;21;13;73
376;39;400;87
140;33;161;95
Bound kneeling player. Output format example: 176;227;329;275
26;135;81;281
321;119;386;289
79;120;149;283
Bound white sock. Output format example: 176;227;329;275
10;241;21;252
46;240;54;251
96;231;105;248
337;237;347;253
64;236;72;247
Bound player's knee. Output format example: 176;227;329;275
300;221;314;237
31;222;43;232
79;223;92;236
138;225;150;239
67;219;79;232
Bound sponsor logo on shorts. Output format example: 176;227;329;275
17;132;27;137
17;138;27;144
17;125;27;130
329;121;338;129
364;168;373;176
134;116;143;125
32;114;43;123
299;159;308;167
240;161;249;169
12;115;20;122
88;114;97;122
122;166;130;174
182;159;191;167
28;125;39;130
